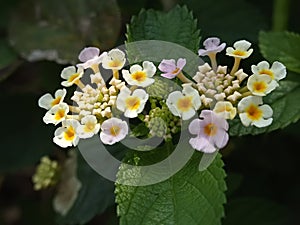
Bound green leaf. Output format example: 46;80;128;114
56;153;116;225
127;5;200;53
229;80;300;136
8;0;121;64
179;0;268;43
223;197;292;225
116;149;227;225
259;31;300;74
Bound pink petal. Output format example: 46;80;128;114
177;58;186;70
161;72;177;79
78;47;100;62
188;118;201;135
158;59;176;73
213;130;229;149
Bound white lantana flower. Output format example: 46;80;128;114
53;119;80;148
43;103;69;125
166;83;201;120
247;74;278;96
76;115;100;139
61;66;84;87
238;96;273;127
76;47;107;73
100;117;128;145
102;49;126;71
116;87;149;118
213;101;237;120
122;61;156;87
226;40;253;59
38;89;67;110
251;61;286;81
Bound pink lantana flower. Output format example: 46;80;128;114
100;117;128;145
198;37;226;56
188;110;229;153
158;58;186;79
77;47;107;73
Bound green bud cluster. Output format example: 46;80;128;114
145;103;181;139
32;156;60;191
146;76;180;99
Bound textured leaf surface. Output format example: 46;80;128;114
127;5;200;53
9;0;121;64
116;152;226;225
259;31;300;73
229;80;300;136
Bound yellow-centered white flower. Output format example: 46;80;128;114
76;115;100;139
226;40;253;59
238;96;273;128
43;102;69;125
53;119;80;148
102;49;126;71
247;74;278;96
100;117;128;145
61;66;84;87
38;89;67;110
122;61;156;87
116;87;149;118
251;61;286;81
213;101;237;120
166;83;201;120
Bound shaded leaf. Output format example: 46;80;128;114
9;0;121;64
259;31;300;73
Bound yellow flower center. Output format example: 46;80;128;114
204;123;218;136
64;126;75;141
172;68;180;74
110;125;121;136
54;109;66;121
132;71;147;82
246;104;262;121
109;60;122;68
259;69;274;79
233;50;246;56
125;96;141;111
177;96;193;112
84;122;95;133
51;96;62;107
253;81;267;93
68;73;80;83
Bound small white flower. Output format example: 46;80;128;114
247;74;278;96
226;40;253;59
43;103;69;125
76;115;100;139
76;47;107;73
102;49;126;71
53;119;80;148
213;101;237;120
238;96;273;127
100;117;128;145
38;89;67;110
122;61;156;87
251;61;286;81
116;87;148;118
166;83;201;120
61;66;84;87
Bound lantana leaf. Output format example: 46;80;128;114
259;31;300;74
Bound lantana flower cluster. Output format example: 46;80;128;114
38;37;286;154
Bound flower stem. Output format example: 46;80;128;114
272;0;291;31
177;72;195;84
208;53;217;72
230;57;241;75
69;105;80;113
76;80;85;89
113;70;119;79
241;91;252;98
